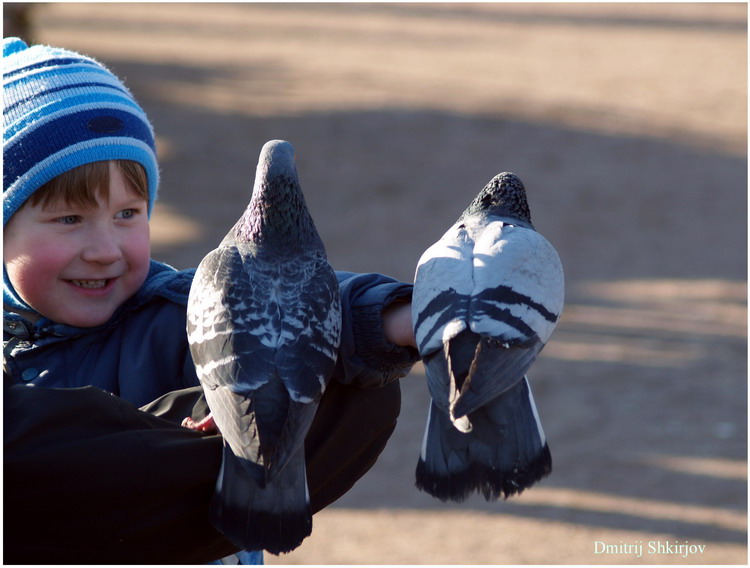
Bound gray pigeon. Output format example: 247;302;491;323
412;172;563;502
186;140;341;553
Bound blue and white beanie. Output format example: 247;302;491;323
3;37;159;315
2;37;159;226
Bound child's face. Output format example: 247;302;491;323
4;162;151;327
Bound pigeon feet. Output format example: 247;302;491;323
181;412;218;433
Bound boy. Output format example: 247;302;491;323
3;37;418;561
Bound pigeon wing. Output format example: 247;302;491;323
187;244;279;392
471;221;563;343
412;223;475;410
274;250;342;403
187;244;284;469
452;221;563;417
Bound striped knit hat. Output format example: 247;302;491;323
2;37;159;226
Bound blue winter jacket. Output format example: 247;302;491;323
3;261;418;407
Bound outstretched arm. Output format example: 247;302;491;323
5;376;402;564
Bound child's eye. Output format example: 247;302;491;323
117;208;138;220
55;215;81;225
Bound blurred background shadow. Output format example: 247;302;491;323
8;2;746;564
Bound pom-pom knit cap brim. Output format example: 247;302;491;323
2;37;159;226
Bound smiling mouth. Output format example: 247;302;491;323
69;279;109;289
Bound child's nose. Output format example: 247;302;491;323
81;226;123;264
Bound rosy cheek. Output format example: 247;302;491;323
125;225;152;286
5;252;57;307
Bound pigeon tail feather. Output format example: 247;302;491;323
415;379;551;502
415;444;551;502
211;446;312;555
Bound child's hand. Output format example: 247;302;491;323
181;412;218;433
382;300;417;348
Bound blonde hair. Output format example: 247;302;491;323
28;160;148;210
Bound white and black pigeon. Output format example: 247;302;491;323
186;140;341;554
412;171;563;502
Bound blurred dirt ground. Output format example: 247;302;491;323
16;2;748;564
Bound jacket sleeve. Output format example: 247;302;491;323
333;271;420;389
3;379;237;564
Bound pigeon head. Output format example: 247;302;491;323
461;172;533;228
235;140;322;250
